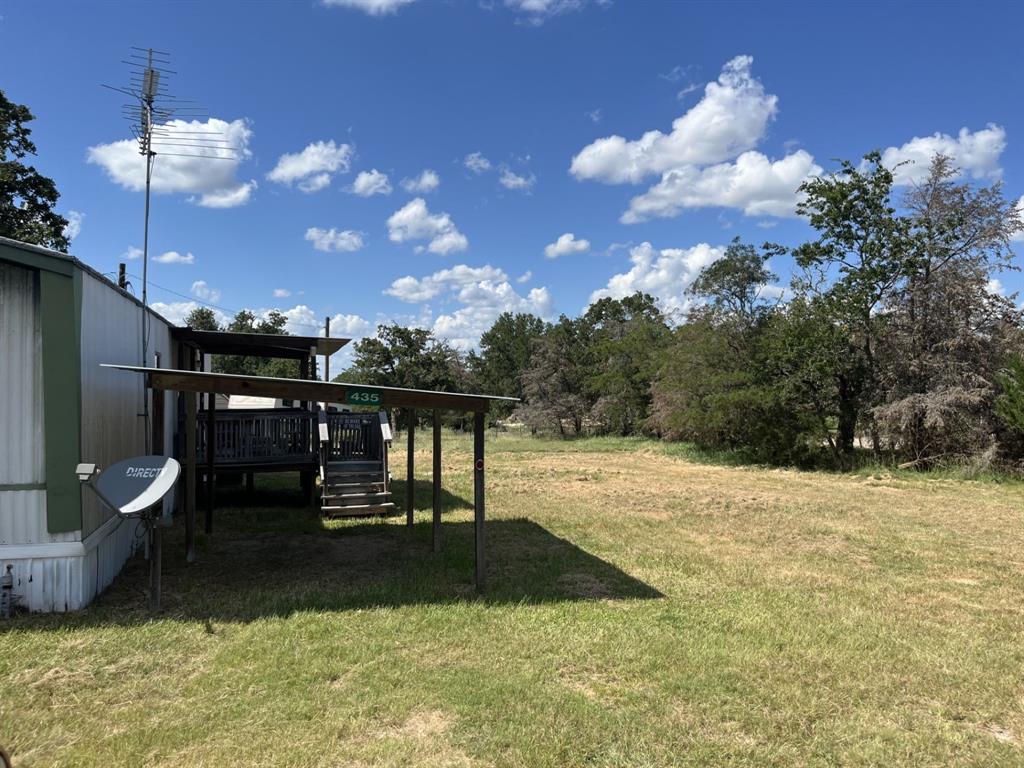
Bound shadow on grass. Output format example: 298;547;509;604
6;510;662;629
213;474;472;515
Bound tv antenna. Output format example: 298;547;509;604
102;48;242;451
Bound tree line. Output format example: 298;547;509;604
340;153;1024;471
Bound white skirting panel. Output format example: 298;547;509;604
0;513;141;612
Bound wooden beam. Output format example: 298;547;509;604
432;410;442;553
205;389;215;534
406;409;415;528
151;387;164;458
474;411;486;591
121;366;499;413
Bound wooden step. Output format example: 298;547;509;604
323;473;385;483
326;460;382;473
322;491;391;503
321;502;396;517
324;481;385;492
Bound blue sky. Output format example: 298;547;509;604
2;0;1022;365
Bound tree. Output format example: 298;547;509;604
582;294;670;435
184;306;220;331
470;312;546;417
793;152;917;460
996;358;1024;438
651;242;810;460
873;155;1024;464
340;324;469;428
519;316;591;436
0;90;70;251
217;309;299;379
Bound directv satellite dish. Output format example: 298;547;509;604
78;456;180;517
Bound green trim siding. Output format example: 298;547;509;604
0;483;46;491
0;241;74;276
39;269;83;533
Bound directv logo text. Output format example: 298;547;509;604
126;467;165;479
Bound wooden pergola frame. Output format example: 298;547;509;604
105;364;516;591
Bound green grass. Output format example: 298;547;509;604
3;434;1024;766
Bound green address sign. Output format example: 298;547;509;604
345;387;382;406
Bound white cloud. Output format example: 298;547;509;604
433;282;553;348
622;149;821;222
880;124;1006;185
196;180;257;208
505;0;585;25
499;166;536;191
350;169;392;197
190;280;221;304
544;232;590;259
387;198;468;255
326;313;372;337
123;246;143;260
588;108;602;124
278;305;319;335
385;264;507;302
273;288;292;298
589;242;726;316
256;304;371;340
62;210;84;241
87;118;255;208
150;301;200;326
384;263;553;348
677;82;701;100
266;140;353;192
517;270;532;284
570;56;777;184
464;152;492;174
321;0;416;14
305;227;365;252
987;278;1005;296
153;250;195;265
400;169;440;193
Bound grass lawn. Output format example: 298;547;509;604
2;433;1024;767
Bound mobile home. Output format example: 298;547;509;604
0;236;177;611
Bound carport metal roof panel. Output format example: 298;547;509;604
171;328;350;358
103;365;518;412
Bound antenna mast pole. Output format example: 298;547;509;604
140;48;158;454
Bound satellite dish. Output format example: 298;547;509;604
92;456;181;517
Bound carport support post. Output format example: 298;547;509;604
150;385;164;611
185;376;197;563
432;409;442;552
406;408;415;527
474;410;486;591
205;389;215;534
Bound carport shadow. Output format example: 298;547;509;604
6;511;663;628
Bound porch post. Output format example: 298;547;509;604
185;349;197;562
150;384;165;611
406;408;415;527
433;409;442;553
474;410;486;591
205;387;215;534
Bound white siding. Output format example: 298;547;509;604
79;272;175;537
4;518;140;612
0;264;176;611
0;262;44;485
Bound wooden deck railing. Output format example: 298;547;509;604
190;409;383;468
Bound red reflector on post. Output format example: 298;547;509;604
475;459;484;471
